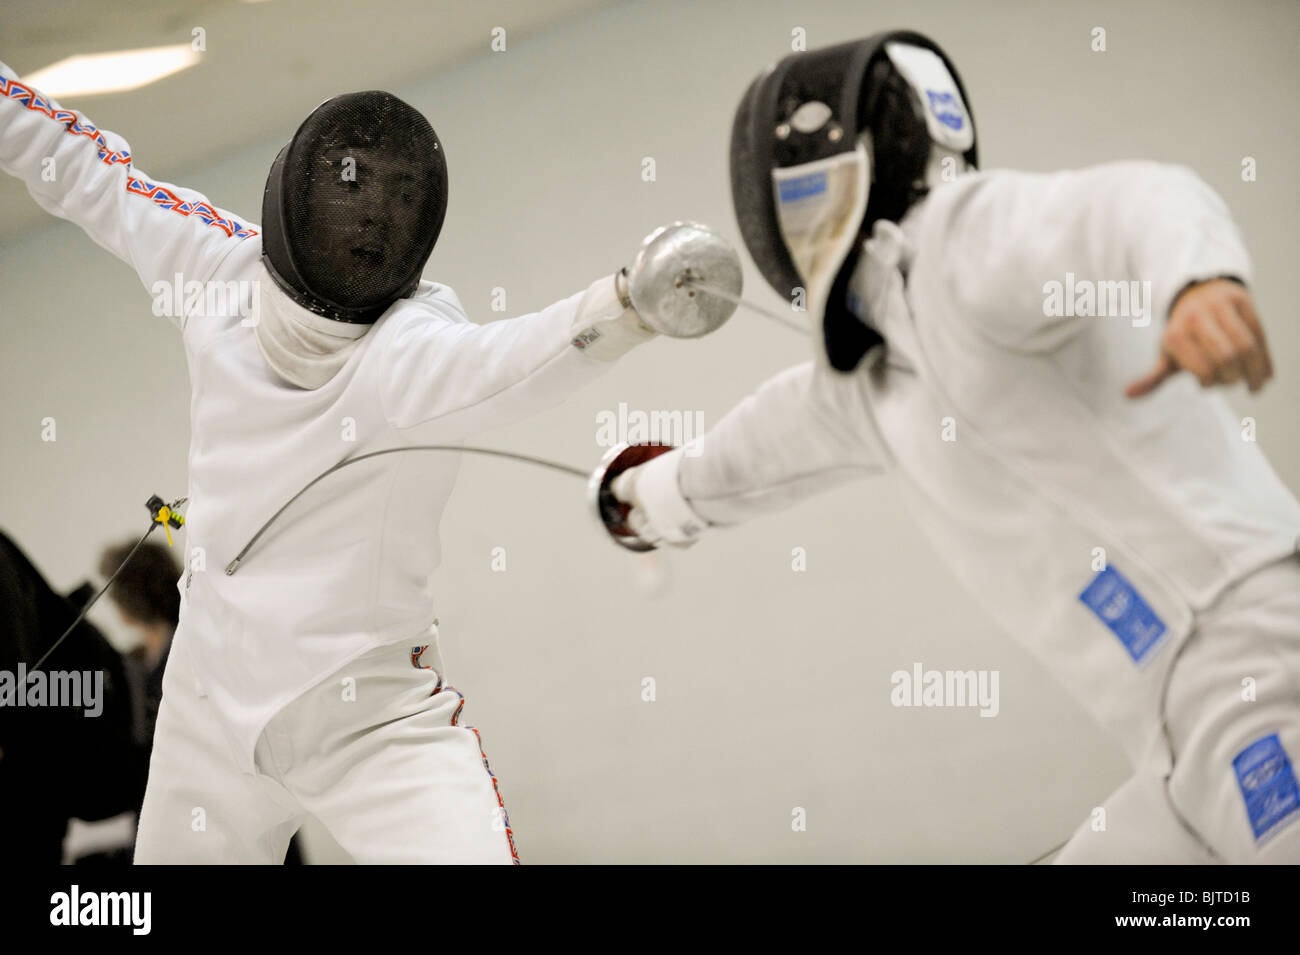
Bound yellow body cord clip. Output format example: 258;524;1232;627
145;494;186;546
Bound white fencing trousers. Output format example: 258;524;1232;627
135;635;519;864
1056;555;1300;864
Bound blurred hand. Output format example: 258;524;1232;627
1126;279;1273;398
602;443;676;546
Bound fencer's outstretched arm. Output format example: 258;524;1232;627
911;161;1253;351
0;62;254;325
607;360;883;545
379;273;655;435
380;220;737;435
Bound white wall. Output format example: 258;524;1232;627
2;0;1297;862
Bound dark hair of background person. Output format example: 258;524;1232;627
99;540;182;627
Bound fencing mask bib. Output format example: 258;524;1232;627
261;91;448;324
730;32;976;371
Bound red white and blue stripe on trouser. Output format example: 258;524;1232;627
412;645;519;864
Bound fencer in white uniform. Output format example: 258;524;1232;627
602;34;1300;863
0;66;706;863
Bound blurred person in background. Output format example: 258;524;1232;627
62;540;183;863
0;532;141;864
99;539;180;751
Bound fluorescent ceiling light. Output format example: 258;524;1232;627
23;46;200;98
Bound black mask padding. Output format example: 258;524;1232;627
861;54;934;231
822;256;884;371
824;52;932;371
261;91;448;324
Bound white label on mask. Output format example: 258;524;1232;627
771;145;870;307
885;42;974;153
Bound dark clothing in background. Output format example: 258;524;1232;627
0;532;147;864
1;532;307;864
122;643;169;749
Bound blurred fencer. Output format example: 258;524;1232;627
0;65;734;863
596;32;1300;863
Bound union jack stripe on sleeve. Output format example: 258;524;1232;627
1;75;257;239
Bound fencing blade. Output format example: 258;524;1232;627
682;276;810;334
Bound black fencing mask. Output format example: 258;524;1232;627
261;91;448;324
730;32;976;371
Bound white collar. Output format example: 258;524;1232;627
252;264;372;389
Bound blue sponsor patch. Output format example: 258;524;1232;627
925;89;965;131
1234;734;1300;842
1079;566;1167;664
777;171;828;203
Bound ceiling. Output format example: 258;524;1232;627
0;0;612;240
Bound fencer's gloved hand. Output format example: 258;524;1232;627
590;443;707;550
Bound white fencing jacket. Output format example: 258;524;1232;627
0;66;649;769
630;162;1300;763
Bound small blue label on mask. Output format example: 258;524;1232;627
1078;566;1167;663
1233;733;1300;842
925;89;965;131
777;171;828;203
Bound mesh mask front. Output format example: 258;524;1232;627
262;91;448;324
